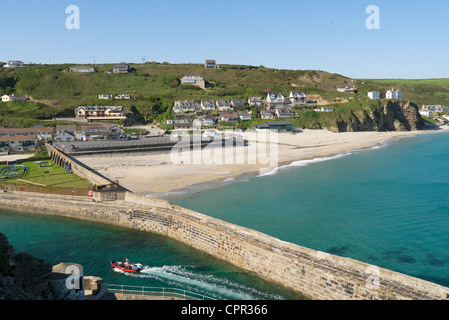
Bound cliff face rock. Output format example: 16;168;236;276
0;233;53;300
333;100;425;133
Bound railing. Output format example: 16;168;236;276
0;182;92;197
108;284;217;300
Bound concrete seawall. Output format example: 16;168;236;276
0;190;448;300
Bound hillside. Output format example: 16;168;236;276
0;62;443;132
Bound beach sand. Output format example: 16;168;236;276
75;129;439;196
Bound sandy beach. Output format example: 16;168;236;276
75;129;442;196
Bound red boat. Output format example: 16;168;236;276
110;260;142;273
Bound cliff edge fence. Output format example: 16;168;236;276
0;143;447;300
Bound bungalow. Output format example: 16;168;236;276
260;110;274;119
70;67;95;73
205;60;219;69
386;89;402;99
0;127;53;140
248;97;264;107
201;100;216;111
220;113;239;123
53;131;76;142
173;100;200;113
115;94;132;100
112;64;130;74
216;100;232;112
98;94;114;100
0;134;37;152
194;115;216;127
314;107;335;112
275;108;296;119
289;91;307;106
56;125;76;136
180;74;206;89
368;91;380;99
231;99;246;108
238;111;252;121
266;93;285;109
174;122;194;130
1;94;27;102
76;106;126;120
337;85;357;93
3;60;24;68
256;121;293;133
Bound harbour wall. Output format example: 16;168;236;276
0;190;448;300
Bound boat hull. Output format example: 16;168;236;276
110;260;142;273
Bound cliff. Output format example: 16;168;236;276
332;100;425;133
0;233;53;300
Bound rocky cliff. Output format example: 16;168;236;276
329;100;426;133
0;233;53;300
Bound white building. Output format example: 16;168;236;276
201;101;216;111
247;97;264;107
173;100;200;113
98;94;113;100
422;105;448;112
289;91;307;106
180;74;206;89
386;90;402;99
266;93;285;108
367;91;380;99
337;85;356;93
115;94;131;100
314;107;335;112
3;61;24;68
419;110;433;117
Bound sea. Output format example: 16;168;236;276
1;129;449;300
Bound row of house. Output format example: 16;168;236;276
173;91;308;114
98;94;132;100
69;63;130;74
75;106;127;120
54;125;124;141
0;126;53;152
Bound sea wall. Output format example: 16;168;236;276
0;191;448;300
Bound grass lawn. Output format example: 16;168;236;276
0;160;92;189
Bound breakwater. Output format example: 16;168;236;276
2;143;448;300
0;190;448;300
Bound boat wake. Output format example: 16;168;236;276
113;265;283;300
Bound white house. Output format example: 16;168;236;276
1;94;27;102
367;91;380;99
3;61;24;68
419;110;433;117
98;94;113;100
289;91;307;106
201;101;216;111
173;100;200;113
238;111;252;121
266;93;285;108
231;99;246;108
180;74;206;89
386;90;402;99
337;85;357;93
314;107;335;112
260;110;274;119
248;97;264;107
216;100;232;112
115;94;131;100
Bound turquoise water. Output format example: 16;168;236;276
0;209;303;300
172;131;449;287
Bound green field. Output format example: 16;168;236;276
0;160;92;189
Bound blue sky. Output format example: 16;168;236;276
1;0;448;79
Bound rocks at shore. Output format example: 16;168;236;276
0;232;53;300
330;100;425;133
